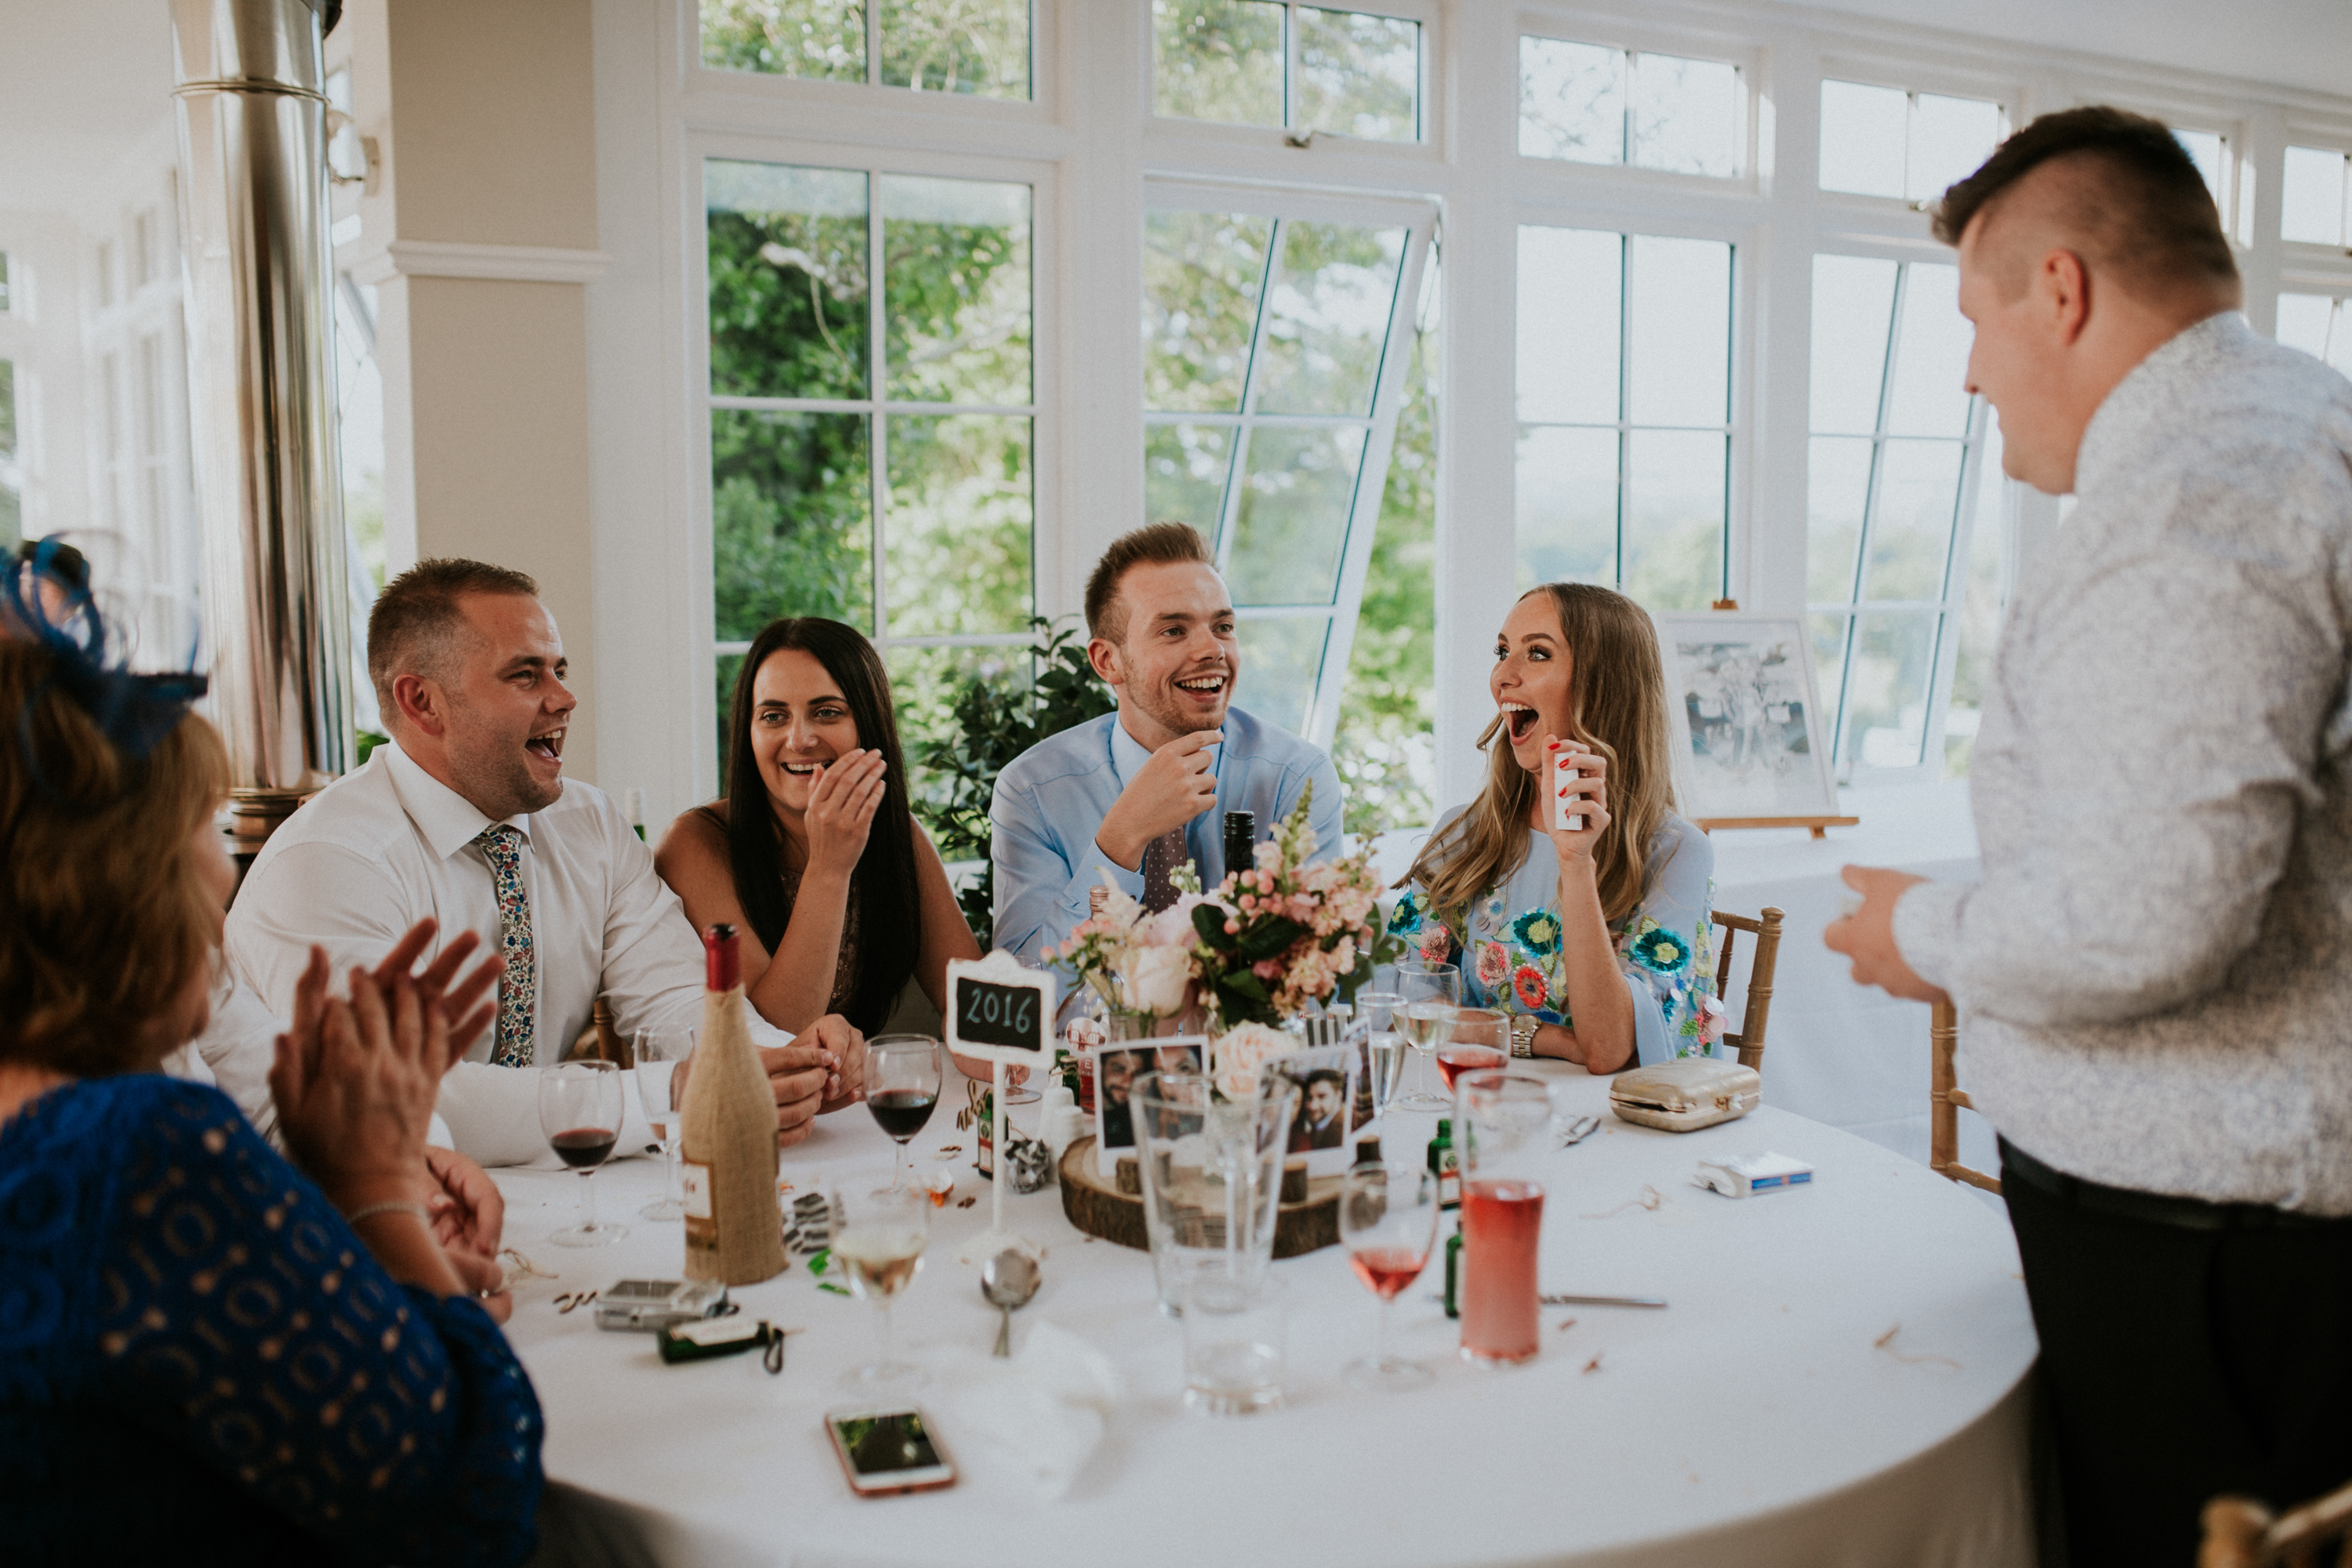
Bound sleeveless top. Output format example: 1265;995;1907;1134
695;804;859;1017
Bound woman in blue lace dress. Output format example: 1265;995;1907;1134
0;628;544;1566
1390;583;1720;1073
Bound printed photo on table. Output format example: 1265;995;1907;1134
1090;1038;1207;1179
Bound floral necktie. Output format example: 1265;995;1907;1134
475;825;537;1068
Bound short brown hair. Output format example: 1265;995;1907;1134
0;642;230;1076
1083;522;1215;643
1931;106;2239;299
367;557;539;712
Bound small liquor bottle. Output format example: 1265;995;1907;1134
1428;1117;1461;1210
1221;810;1256;885
625;788;648;841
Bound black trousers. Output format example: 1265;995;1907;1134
2001;1142;2352;1566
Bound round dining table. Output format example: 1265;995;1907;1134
492;1060;2038;1568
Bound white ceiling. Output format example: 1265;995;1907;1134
0;0;177;213
0;0;2347;216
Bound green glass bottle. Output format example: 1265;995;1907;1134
1428;1117;1460;1210
1443;1229;1463;1319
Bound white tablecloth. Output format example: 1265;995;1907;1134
495;1065;2036;1568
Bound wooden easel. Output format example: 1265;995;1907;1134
1694;816;1860;841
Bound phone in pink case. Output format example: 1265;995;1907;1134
1551;748;1585;832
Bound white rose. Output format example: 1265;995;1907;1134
1121;944;1195;1018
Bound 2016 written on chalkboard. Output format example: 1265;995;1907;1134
956;978;1043;1052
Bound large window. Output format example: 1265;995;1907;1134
1141;191;1432;740
1806;255;1989;774
702;158;1035;766
1152;1;1423;141
699;0;1030;97
1514;226;1733;610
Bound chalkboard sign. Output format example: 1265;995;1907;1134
944;951;1055;1065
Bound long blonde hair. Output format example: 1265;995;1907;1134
1404;583;1679;929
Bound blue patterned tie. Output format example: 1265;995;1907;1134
474;825;537;1068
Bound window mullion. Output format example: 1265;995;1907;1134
1615;232;1632;589
868;172;888;641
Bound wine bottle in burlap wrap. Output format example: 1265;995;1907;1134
679;924;786;1285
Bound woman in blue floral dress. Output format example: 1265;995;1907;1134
1390;583;1720;1072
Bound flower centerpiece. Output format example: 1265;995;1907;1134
1044;880;1207;1037
1188;783;1392;1092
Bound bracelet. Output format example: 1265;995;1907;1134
344;1200;434;1232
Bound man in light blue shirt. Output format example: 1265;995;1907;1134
991;522;1344;964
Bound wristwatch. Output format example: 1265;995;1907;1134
1511;1014;1541;1058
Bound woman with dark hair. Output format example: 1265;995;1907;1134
658;617;980;1045
1388;583;1718;1074
0;614;541;1563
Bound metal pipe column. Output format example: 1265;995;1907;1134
171;0;351;858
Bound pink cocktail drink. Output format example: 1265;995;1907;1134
1459;1178;1544;1365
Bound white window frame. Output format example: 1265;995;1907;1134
686;129;1061;693
587;0;2352;822
1142;177;1435;744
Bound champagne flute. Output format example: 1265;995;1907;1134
833;1176;931;1388
1392;960;1461;1111
1436;1007;1510;1093
864;1034;944;1193
1339;1162;1441;1391
1356;989;1406;1119
633;1027;691;1221
539;1060;627;1247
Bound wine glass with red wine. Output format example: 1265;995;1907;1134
539;1060;628;1247
864;1034;944;1194
1338;1162;1441;1392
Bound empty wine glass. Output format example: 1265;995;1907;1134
1339;1162;1441;1391
832;1175;931;1388
539;1060;626;1247
1392;960;1461;1111
865;1034;944;1194
633;1027;691;1221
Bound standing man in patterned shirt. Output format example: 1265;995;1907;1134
227;559;864;1164
1829;108;2352;1563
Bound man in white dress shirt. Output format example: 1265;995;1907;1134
227;558;863;1165
1828;109;2352;1563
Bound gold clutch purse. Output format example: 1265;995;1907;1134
1608;1057;1761;1133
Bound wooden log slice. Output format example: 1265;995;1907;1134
1057;1137;1341;1258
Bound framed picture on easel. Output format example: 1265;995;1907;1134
1652;612;1855;837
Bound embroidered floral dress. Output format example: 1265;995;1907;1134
1388;811;1721;1067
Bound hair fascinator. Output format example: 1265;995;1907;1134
7;538;209;779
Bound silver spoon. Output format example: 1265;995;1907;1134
980;1249;1040;1358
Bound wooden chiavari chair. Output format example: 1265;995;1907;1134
1710;907;1784;1073
1929;997;2000;1193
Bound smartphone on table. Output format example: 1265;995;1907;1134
826;1406;956;1497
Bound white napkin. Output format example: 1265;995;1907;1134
916;1321;1126;1501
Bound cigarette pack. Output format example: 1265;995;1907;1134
1693;1151;1814;1199
1551;749;1585;832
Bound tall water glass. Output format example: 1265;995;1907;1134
1392;960;1461;1111
1356;990;1406;1119
1457;1070;1552;1366
633;1027;691;1221
1131;1071;1299;1316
